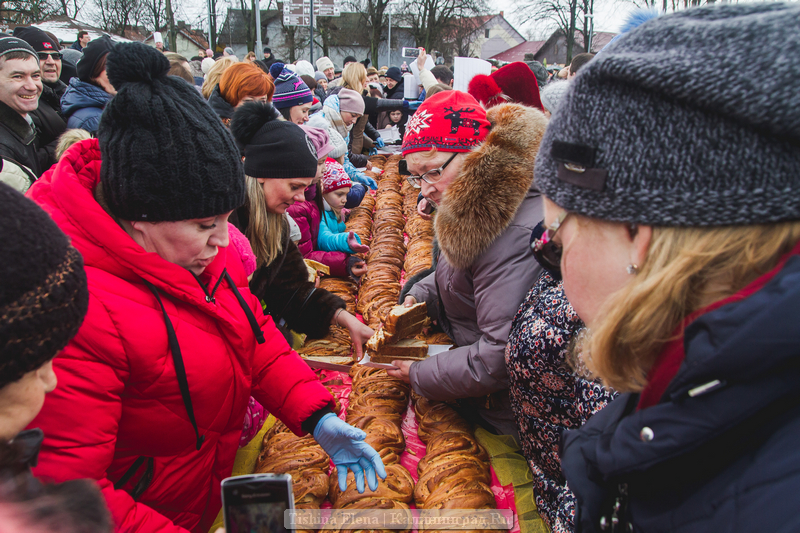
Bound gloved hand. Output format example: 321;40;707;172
354;173;378;190
347;231;370;254
314;413;386;492
369;147;378;156
375;137;386;148
408;100;422;111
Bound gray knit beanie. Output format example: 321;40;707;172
534;3;800;227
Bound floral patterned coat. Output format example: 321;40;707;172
505;272;617;533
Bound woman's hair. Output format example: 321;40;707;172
245;51;256;61
245;177;284;267
55;129;91;160
585;220;800;392
219;62;274;107
278;107;292;121
366;66;378;76
167;56;193;83
89;52;109;87
341;62;367;94
201;56;237;99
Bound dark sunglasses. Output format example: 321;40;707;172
38;52;62;60
401;152;458;189
530;212;569;279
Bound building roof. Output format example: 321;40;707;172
8;15;133;44
490;40;546;62
575;31;617;52
144;26;209;50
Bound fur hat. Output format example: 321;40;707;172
231;102;318;179
76;35;114;82
322;159;351;193
534;3;800;227
468;62;543;110
337;88;365;115
12;26;59;53
402;90;491;156
316;56;334;72
269;62;313;109
0;183;88;388
99;42;245;221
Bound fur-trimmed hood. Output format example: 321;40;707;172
434;102;548;269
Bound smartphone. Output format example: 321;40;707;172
401;47;420;58
222;474;294;533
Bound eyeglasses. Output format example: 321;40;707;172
37;52;62;61
531;211;569;279
403;152;458;189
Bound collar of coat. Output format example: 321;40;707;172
0;100;35;144
434;103;548;270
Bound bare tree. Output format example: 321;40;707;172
398;0;488;53
93;0;142;35
1;0;60;24
54;0;87;18
514;0;580;63
345;0;391;67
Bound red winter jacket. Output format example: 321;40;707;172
287;184;349;277
26;140;333;533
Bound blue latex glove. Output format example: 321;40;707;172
353;172;378;190
369;147;379;156
314;413;387;493
376;137;386;148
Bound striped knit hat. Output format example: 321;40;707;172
269;62;313;109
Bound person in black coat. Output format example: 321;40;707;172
14;27;67;163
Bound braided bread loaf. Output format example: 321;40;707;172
417;403;473;443
329;464;415;509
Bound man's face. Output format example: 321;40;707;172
324;67;334;81
0;56;42;116
38;52;62;84
80;34;90;47
385;78;398;89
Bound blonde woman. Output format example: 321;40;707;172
201;56;236;99
327;62;413;156
230;102;375;358
532;4;800;532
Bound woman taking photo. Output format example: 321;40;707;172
388;90;548;439
61;36;116;133
230;102;374;358
533;4;800;531
27;43;384;533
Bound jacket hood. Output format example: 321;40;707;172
434;103;548;270
208;84;234;120
60;78;112;116
29;139;237;310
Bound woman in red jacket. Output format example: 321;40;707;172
26;42;384;533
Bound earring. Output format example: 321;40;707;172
626;264;639;275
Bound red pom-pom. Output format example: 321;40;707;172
468;75;503;107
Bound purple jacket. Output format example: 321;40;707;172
287;185;349;277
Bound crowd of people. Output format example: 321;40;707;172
1;2;799;532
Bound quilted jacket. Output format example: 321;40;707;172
26;139;333;533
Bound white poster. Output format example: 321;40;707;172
453;57;491;92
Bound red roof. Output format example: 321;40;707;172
490;40;546;62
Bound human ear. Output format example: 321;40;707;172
630;224;652;268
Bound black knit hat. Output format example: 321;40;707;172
343;55;357;67
0;183;88;389
534;3;800;227
0;36;38;62
12;26;59;53
99;42;245;221
230;102;318;179
76;35;115;82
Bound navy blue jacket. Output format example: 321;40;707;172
561;251;800;533
60;78;112;134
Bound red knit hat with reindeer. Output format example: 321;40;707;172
401;91;491;156
468;62;544;111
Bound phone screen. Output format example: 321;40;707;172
223;479;292;533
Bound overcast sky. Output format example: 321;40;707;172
175;0;638;42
